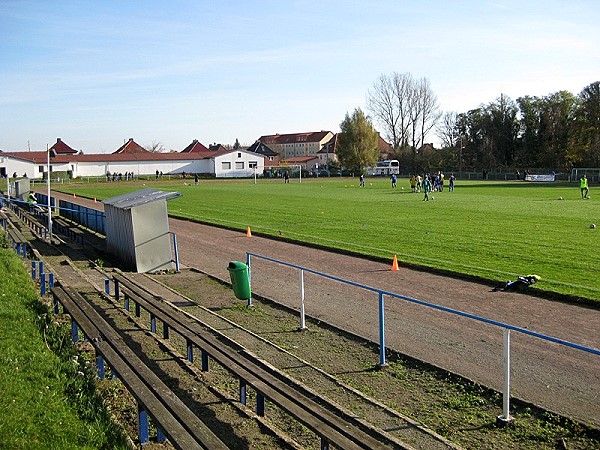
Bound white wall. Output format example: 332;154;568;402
214;151;264;178
3;151;264;180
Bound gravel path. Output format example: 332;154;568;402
169;219;600;427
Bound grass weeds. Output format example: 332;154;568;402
0;243;128;449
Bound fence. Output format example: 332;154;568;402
245;252;600;423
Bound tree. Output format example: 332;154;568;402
233;138;241;150
145;140;164;153
570;81;600;166
435;111;459;148
367;72;440;153
337;108;380;172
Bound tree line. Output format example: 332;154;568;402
336;72;600;174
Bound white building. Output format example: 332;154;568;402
0;138;264;180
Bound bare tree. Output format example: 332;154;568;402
416;77;442;149
367;72;439;152
436;111;459;148
145;140;165;153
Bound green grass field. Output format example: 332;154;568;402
49;176;600;303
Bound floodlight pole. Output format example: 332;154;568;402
46;144;52;241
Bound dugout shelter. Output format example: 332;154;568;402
103;188;181;273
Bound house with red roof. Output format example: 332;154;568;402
0;138;264;180
258;131;334;160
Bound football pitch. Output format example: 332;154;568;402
53;177;600;303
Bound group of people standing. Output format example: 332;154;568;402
406;172;456;201
106;171;134;182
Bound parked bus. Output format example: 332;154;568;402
367;160;400;176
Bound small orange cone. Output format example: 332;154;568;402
390;255;400;271
246;226;252;237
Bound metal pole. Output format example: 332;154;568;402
299;269;307;330
172;232;180;272
46;144;52;241
498;328;513;424
245;252;253;307
459;135;462;175
377;292;388;368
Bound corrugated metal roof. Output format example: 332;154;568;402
103;188;181;209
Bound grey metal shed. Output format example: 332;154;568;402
103;188;181;273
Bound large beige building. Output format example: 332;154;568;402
258;131;334;160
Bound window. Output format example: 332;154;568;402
237;152;242;158
268;156;274;161
235;161;244;170
249;161;257;169
39;165;45;172
222;162;231;170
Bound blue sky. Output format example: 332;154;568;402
1;0;599;153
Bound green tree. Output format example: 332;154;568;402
337;108;380;172
569;81;600;166
233;138;241;150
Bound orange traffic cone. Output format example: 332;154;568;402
246;226;252;237
390;255;400;271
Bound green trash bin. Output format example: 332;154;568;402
227;261;251;300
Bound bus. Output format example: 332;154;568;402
367;160;400;176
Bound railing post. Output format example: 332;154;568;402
497;328;513;425
377;292;388;368
321;437;330;450
48;273;54;289
31;260;37;279
245;252;253;307
104;278;110;295
114;278;120;301
163;322;170;339
299;269;307;330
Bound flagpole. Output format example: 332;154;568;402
47;144;52;241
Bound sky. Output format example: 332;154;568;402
1;0;599;153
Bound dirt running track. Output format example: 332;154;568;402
55;193;600;427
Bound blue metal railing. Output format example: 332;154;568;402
246;252;599;423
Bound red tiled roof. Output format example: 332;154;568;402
180;139;209;153
258;131;332;145
208;144;228;152
281;156;319;164
113;138;149;154
1;149;234;164
49;138;78;155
